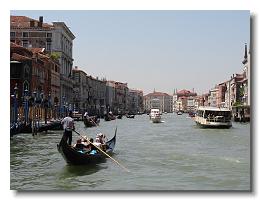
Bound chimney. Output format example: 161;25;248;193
38;16;43;27
30;20;35;27
244;43;248;59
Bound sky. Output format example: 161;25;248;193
10;10;250;95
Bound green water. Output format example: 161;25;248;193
10;113;250;191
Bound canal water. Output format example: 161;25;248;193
10;113;250;191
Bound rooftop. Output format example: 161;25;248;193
10;16;53;29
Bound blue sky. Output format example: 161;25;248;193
10;10;250;95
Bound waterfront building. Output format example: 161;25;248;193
127;89;144;114
10;42;52;103
144;91;173;113
193;94;210;109
187;97;196;112
216;82;227;108
86;76;106;116
208;87;219;107
51;22;75;106
10;16;53;49
72;66;88;113
172;89;178;112
29;48;60;105
242;43;250;107
114;81;129;114
224;73;244;109
10;15;75;106
173;89;197;112
175;98;183;112
194;96;202;110
106;81;116;114
10;43;32;106
137;90;144;113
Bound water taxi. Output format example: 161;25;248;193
150;109;162;123
194;106;232;128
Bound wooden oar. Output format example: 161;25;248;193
73;129;130;173
89;117;99;127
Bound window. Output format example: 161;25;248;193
46;41;52;51
10;32;16;38
23;32;29;37
46;33;52;38
22;40;29;48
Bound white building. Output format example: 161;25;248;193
208;87;219;107
52;22;75;105
242;43;250;106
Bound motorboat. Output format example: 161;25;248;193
150;109;162;123
194;106;232;128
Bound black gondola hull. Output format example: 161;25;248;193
57;130;116;165
83;117;100;127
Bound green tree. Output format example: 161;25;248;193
49;52;61;61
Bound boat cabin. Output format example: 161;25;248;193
195;106;232;128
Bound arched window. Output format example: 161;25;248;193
23;80;29;93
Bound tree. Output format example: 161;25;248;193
49;52;61;61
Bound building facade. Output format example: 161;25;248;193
127;89;144;114
86;76;106;116
208;87;219;107
144;91;173;113
173;89;197;112
72;66;88;113
10;15;75;106
52;22;75;105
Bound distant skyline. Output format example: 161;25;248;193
10;10;250;95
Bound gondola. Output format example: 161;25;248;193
83;116;100;127
104;114;116;121
57;129;116;165
117;115;123;119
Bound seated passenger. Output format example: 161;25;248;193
93;137;102;148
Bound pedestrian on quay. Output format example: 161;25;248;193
61;111;75;145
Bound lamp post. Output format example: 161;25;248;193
32;90;37;121
39;90;43;122
12;83;18;123
31;90;37;135
23;87;29;125
48;92;51;119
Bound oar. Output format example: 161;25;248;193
73;130;130;173
89;117;99;127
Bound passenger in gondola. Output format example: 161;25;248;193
96;133;107;150
74;137;93;153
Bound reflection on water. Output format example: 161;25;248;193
60;164;106;178
11;114;250;190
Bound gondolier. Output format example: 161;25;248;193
61;111;75;145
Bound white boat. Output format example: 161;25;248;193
194;106;232;128
150;109;162;123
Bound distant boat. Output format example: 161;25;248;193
104;112;116;121
150;109;162;123
177;111;183;115
117;115;123;119
126;114;135;119
188;112;196;118
194;106;232;128
83;116;100;127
